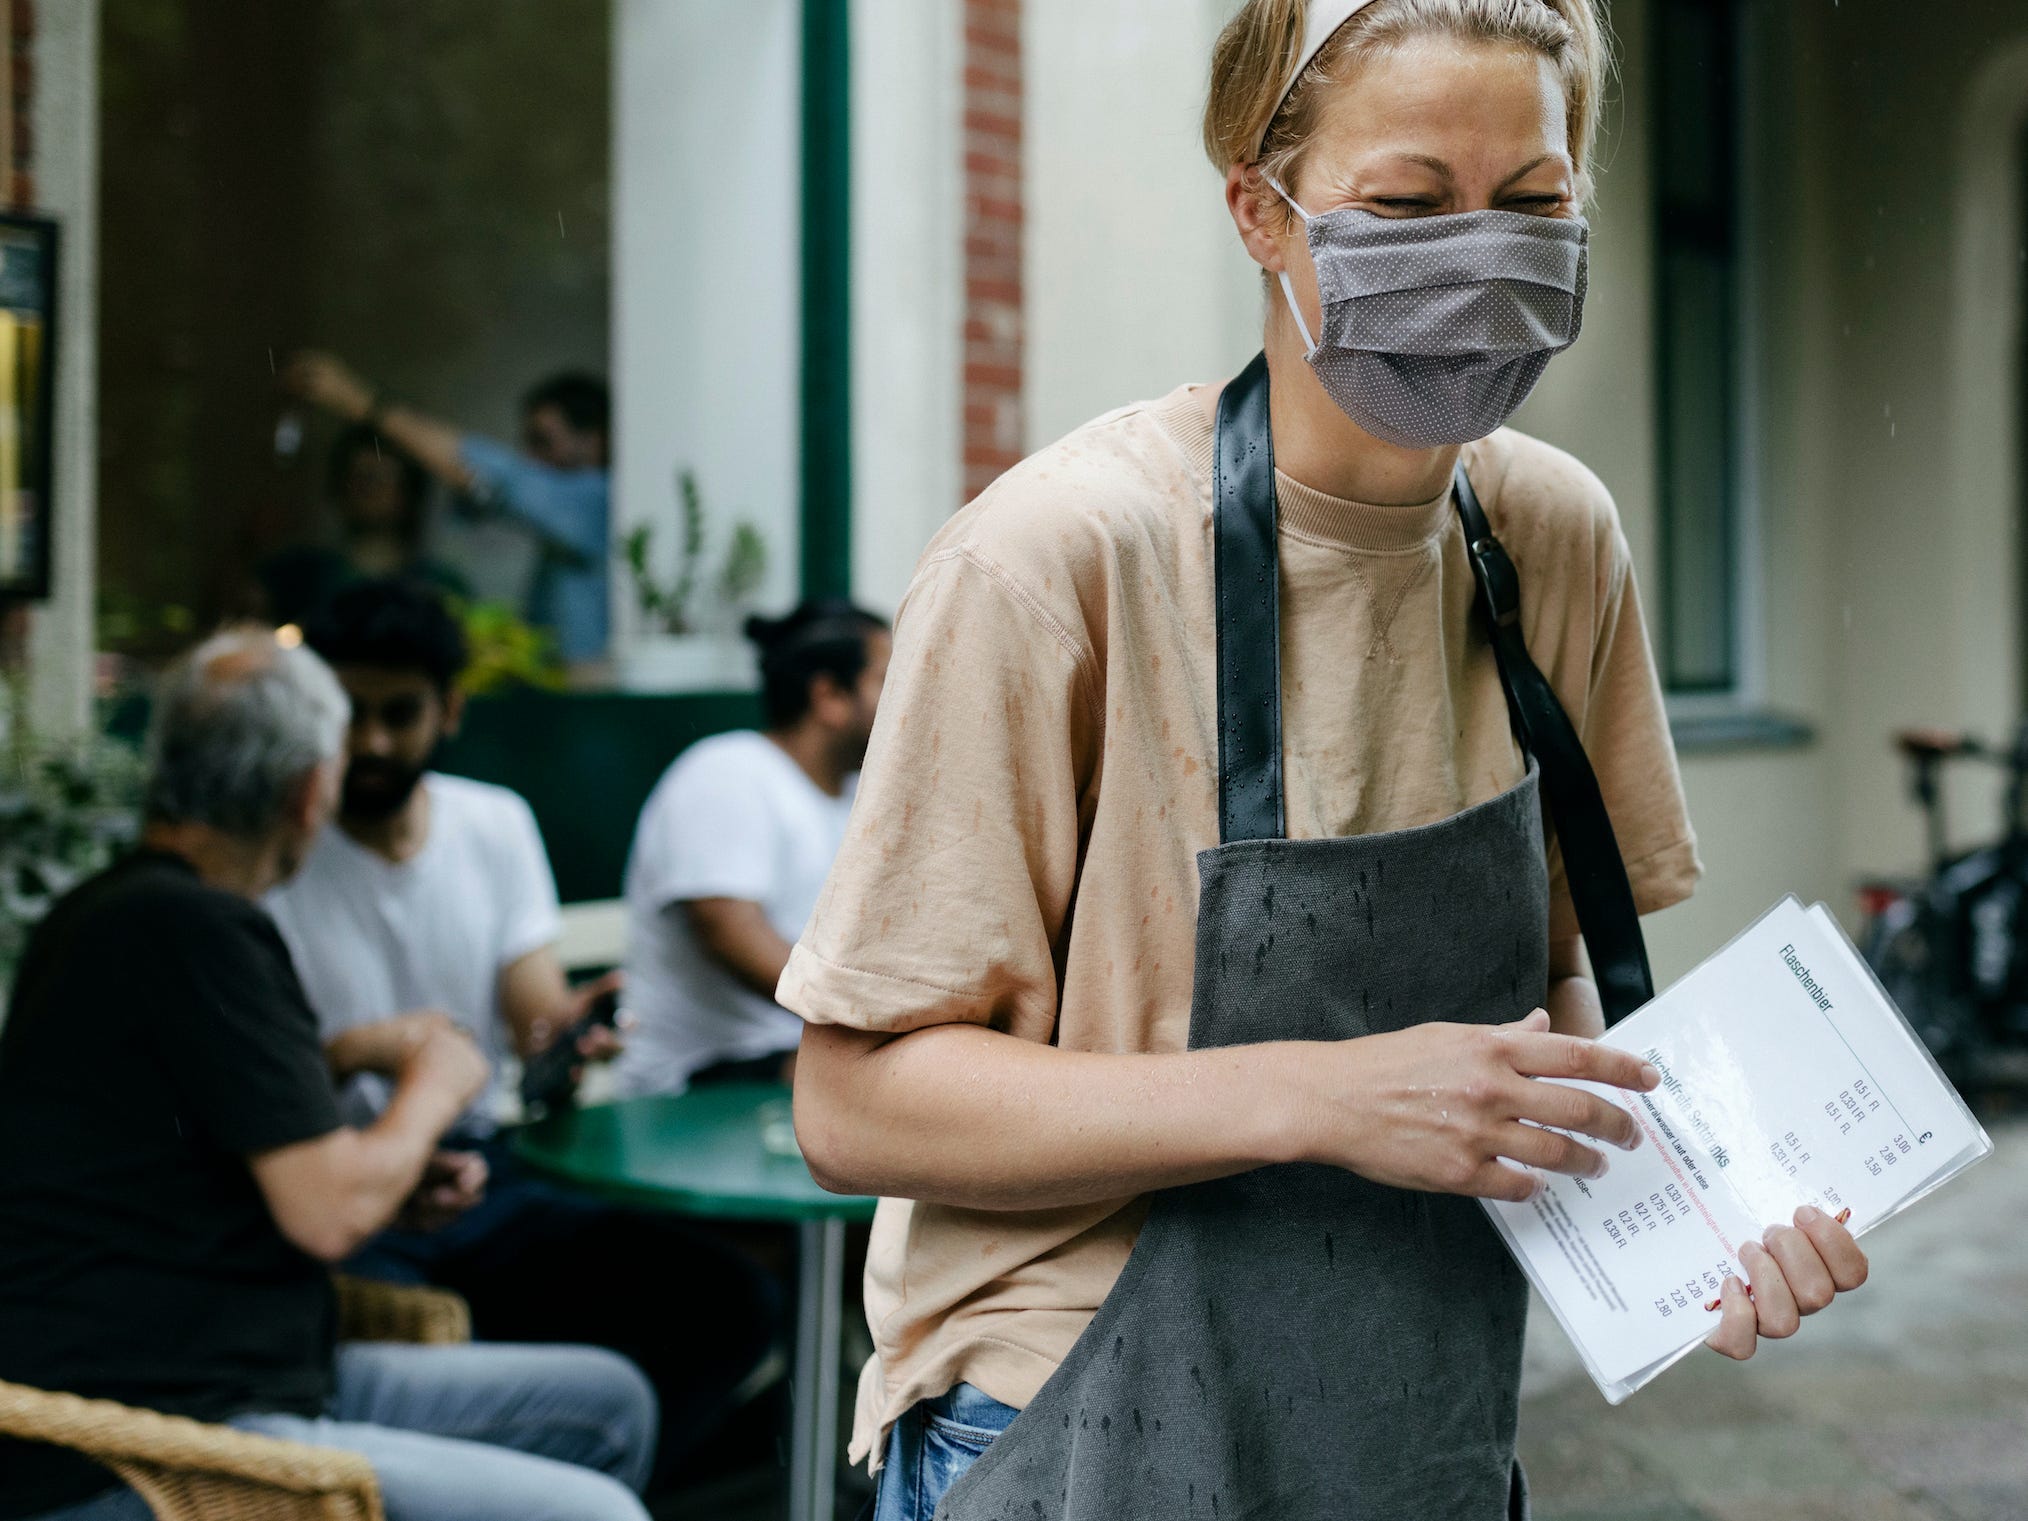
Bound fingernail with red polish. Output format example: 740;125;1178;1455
1834;1207;1852;1226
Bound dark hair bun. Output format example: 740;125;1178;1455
743;612;790;650
742;598;891;726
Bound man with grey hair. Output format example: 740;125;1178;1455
0;629;657;1521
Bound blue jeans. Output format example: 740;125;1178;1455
350;1140;779;1485
871;1383;1021;1521
33;1342;656;1521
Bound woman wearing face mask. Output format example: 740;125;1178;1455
786;2;1873;1517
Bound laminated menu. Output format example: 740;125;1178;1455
1483;895;1991;1402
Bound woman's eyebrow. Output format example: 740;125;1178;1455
1494;155;1562;192
1377;151;1457;181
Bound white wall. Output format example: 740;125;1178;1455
26;0;97;735
1805;1;2028;907
848;0;964;616
1023;0;1260;449
611;0;801;650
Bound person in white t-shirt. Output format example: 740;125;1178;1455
263;579;777;1494
614;600;890;1097
265;599;615;1132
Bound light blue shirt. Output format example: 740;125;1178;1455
459;435;610;662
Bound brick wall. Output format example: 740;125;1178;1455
962;0;1022;502
4;0;30;208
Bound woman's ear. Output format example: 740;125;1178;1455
1225;163;1292;274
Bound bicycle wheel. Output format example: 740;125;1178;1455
1865;899;1981;1077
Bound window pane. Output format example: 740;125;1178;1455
1660;248;1736;692
1657;3;1728;215
1654;0;1741;697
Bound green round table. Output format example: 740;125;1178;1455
516;1084;876;1521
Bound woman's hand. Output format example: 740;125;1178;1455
1705;1205;1869;1360
1291;1009;1660;1200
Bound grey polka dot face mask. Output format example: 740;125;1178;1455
1270;180;1590;449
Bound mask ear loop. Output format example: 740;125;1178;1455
1264;174;1321;359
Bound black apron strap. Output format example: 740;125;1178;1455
1213;352;1286;844
1453;463;1656;1024
1212;350;1655;1023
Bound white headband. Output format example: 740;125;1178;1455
1248;0;1382;161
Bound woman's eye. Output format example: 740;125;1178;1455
1371;197;1439;215
1504;195;1566;214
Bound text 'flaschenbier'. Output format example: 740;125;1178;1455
1779;943;1834;1012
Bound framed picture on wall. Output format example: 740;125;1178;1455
0;213;58;601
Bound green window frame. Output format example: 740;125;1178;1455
800;0;853;600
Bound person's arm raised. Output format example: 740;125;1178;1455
250;1024;489;1263
795;1009;1657;1212
280;350;474;491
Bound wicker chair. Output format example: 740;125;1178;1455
0;1278;470;1521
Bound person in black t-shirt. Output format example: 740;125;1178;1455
0;629;655;1521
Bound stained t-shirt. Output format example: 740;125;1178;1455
777;386;1703;1468
0;851;343;1518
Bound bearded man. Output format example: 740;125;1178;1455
263;579;777;1493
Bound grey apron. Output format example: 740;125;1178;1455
937;356;1568;1521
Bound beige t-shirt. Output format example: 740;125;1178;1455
778;385;1702;1468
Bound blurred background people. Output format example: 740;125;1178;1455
266;578;599;1131
612;601;889;1098
257;422;470;631
0;628;655;1521
262;579;777;1490
282;353;610;664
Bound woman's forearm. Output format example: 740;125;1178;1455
1545;973;1605;1039
1545;934;1605;1039
798;1007;1659;1212
794;1021;1303;1211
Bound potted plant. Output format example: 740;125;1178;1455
0;669;144;994
617;469;770;692
455;599;567;696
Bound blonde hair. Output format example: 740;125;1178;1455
1204;0;1611;207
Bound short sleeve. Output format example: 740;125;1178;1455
1545;527;1702;939
150;901;344;1156
632;746;784;908
777;548;1098;1041
494;793;563;967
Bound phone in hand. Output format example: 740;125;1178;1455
518;988;621;1121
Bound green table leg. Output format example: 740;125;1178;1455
790;1216;846;1521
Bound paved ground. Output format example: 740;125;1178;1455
1521;1118;2028;1521
664;1120;2028;1519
